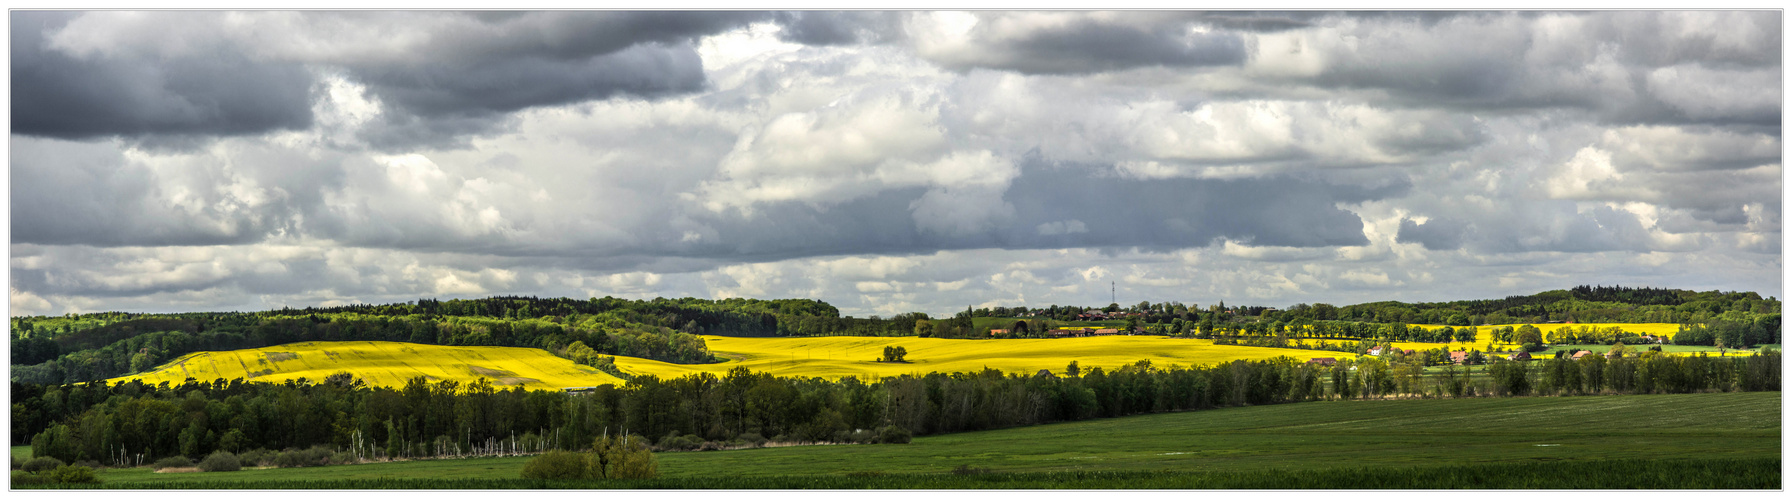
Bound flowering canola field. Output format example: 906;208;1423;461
609;335;1352;380
108;341;627;389
110;336;1354;390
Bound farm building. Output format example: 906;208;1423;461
1307;357;1337;366
562;387;599;395
1450;351;1468;364
989;329;1009;337
1570;350;1591;360
1508;351;1531;361
1367;346;1385;356
1094;328;1121;336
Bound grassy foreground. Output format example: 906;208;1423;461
46;391;1779;489
34;459;1782;489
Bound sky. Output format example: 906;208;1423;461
7;10;1784;318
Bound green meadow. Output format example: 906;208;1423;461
46;391;1779;489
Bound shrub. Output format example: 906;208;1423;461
48;464;100;484
11;455;22;470
73;459;99;468
735;432;766;447
153;456;194;470
238;448;274;467
273;446;331;468
198;451;242;472
656;432;702;451
878;425;912;444
520;450;588;480
12;470;49;486
591;434;657;479
20;456;65;473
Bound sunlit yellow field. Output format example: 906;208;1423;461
111;336;1359;389
610;335;1358;380
108;341;627;390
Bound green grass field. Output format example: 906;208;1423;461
1539;344;1766;357
61;391;1779;488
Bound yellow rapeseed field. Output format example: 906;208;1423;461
109;341;627;390
609;335;1355;380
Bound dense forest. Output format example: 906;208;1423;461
14;350;1780;464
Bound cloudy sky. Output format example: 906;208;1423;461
8;10;1783;317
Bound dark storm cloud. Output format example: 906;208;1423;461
772;11;903;45
10;12;315;140
1396;217;1467;250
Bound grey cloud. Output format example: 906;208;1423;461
664;159;1390;261
10;137;294;246
1463;203;1657;254
927;15;1248;74
11;12;315;140
352;43;709;149
1396;217;1467;250
773;11;904;45
12;11;764;144
1300;11;1780;126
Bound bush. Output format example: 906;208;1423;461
330;450;359;465
656;432;702;451
21;456;65;473
48;464;100;484
591;435;657;479
73;459;99;468
11;470;49;486
273;446;332;468
520;450;588;480
11;455;22;470
734;432;766;447
878;425;912;444
153;456;194;470
198;451;241;472
238;448;274;467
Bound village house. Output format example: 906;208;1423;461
1570;350;1590;360
1509;351;1532;361
1307;357;1337;366
1450;351;1468;364
1367;346;1385;356
1093;328;1121;336
988;329;1009;337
